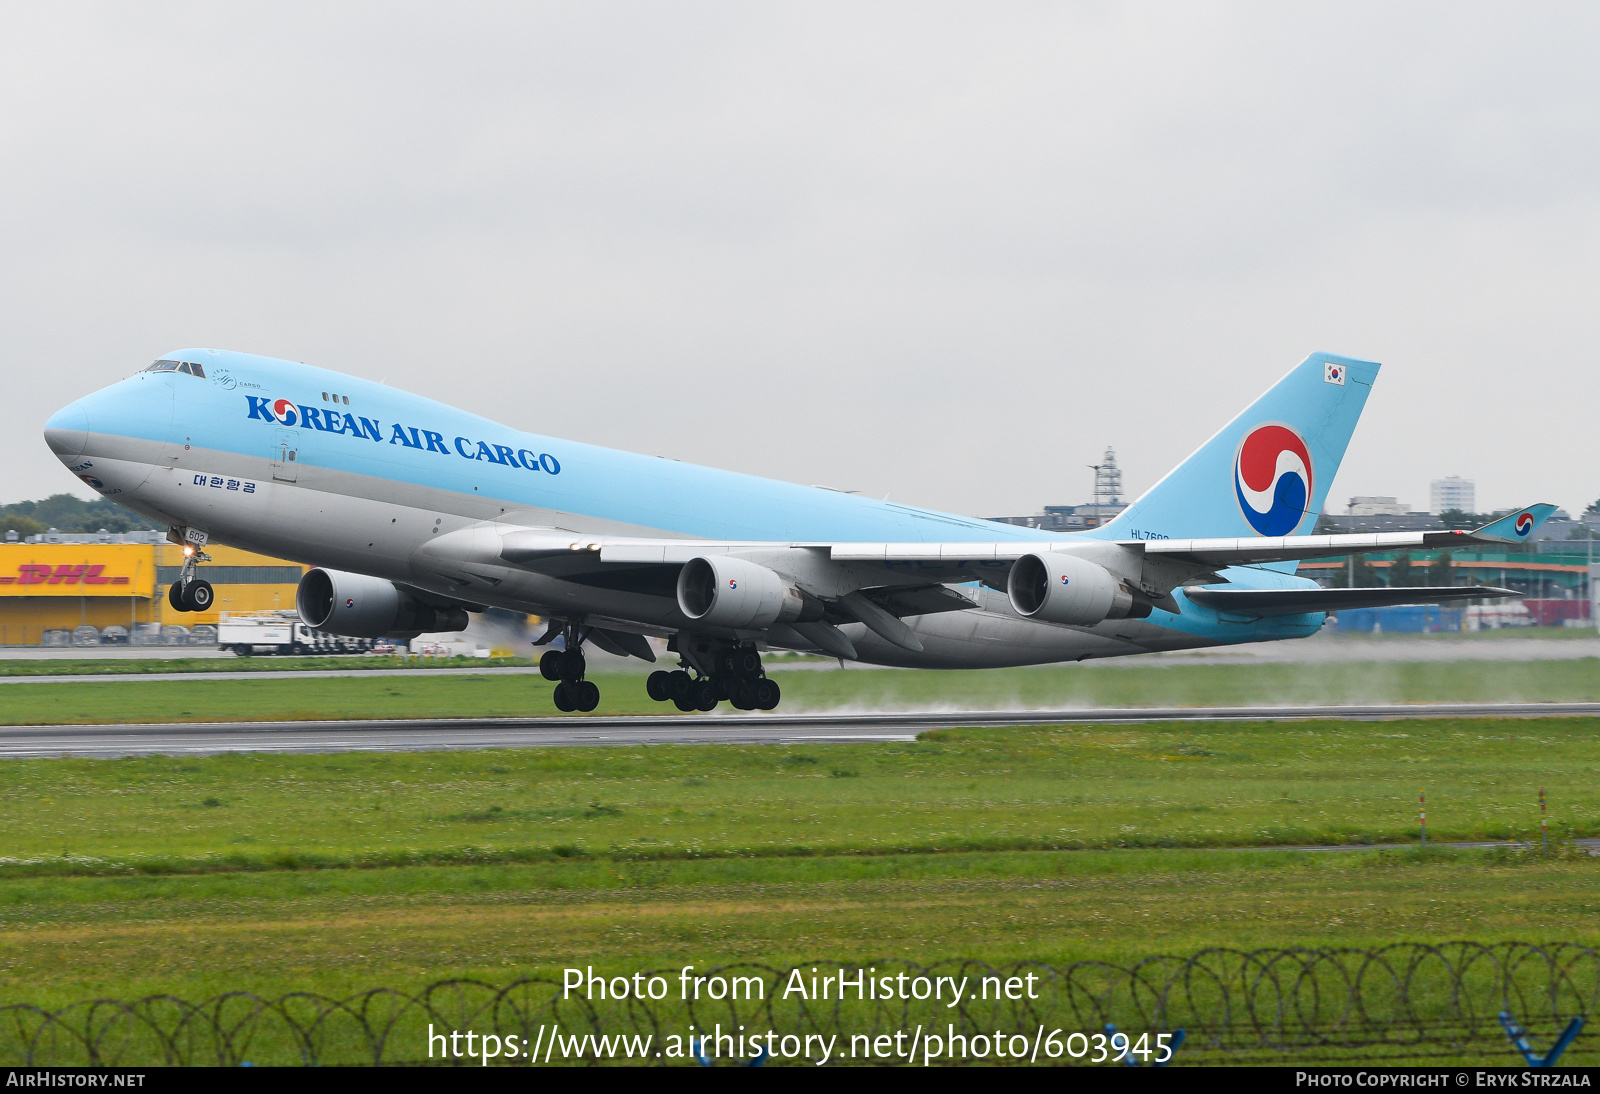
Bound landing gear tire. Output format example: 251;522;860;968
187;580;214;612
668;667;699;711
541;647;588;681
552;681;575;712
693;678;719;712
716;647;762;677
725;681;755;710
561;649;586;682
647;670;672;702
573;680;600;712
755;678;781;711
168;582;188;612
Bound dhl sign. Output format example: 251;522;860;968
1;565;130;586
0;546;154;597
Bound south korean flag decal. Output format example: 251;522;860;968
1324;361;1346;385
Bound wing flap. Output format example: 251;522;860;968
1141;531;1445;566
1185;584;1517;617
828;542;1025;562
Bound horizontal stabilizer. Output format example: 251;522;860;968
1185;585;1518;618
1468;504;1559;544
1134;502;1559;568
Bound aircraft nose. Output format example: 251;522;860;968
44;401;90;459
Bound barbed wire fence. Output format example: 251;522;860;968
3;943;1596;1066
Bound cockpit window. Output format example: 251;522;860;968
143;359;205;378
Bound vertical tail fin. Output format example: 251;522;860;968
1095;352;1379;542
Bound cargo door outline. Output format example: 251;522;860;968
272;429;300;482
156;383;181;464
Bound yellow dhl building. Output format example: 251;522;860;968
0;541;304;645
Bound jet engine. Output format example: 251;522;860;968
1006;551;1142;626
676;556;817;630
296;568;470;638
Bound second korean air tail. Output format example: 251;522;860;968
1094;352;1379;543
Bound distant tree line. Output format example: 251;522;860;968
1;495;162;538
1313;508;1486;534
1337;550;1455;588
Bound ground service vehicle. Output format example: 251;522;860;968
217;611;374;656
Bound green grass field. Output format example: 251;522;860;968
4;660;1599;1064
4;849;1596;1006
5;718;1597;871
1;715;1597;1010
2;657;1600;723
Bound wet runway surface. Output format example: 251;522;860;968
4;701;1597;758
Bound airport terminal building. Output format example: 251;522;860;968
0;531;304;645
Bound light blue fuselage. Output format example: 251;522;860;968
44;349;1324;667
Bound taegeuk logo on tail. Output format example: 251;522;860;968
1234;424;1313;537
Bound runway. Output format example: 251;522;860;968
6;634;1600;684
2;701;1596;758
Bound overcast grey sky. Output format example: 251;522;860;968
4;3;1598;519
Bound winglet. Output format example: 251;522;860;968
1468;504;1559;544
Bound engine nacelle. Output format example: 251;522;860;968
296;568;470;638
677;556;811;630
1007;551;1140;626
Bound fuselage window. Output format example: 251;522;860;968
322;392;329;401
342;395;349;404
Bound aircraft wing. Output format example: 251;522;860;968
541;503;1559;569
497;502;1556;592
1184;584;1517;618
485;504;1555;651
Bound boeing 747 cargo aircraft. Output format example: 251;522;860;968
43;350;1545;712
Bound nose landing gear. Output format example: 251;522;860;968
165;527;213;613
539;624;600;712
646;641;780;712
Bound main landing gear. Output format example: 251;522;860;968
165;527;214;613
646;641;780;713
540;623;600;713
